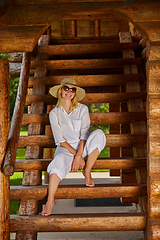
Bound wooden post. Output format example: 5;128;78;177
44;105;53;184
3;52;31;176
0;58;10;240
17;33;51;239
147;42;160;239
109;86;120;177
72;20;77;37
94;20;101;37
119;31;147;237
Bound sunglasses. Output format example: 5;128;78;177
62;85;76;93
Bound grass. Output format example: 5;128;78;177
10;126;109;214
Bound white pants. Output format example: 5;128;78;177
47;129;106;180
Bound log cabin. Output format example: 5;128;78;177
0;0;160;239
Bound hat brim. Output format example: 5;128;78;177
49;85;85;101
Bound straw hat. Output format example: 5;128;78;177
49;78;85;101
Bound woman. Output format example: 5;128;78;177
41;78;106;216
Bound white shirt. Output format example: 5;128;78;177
49;103;90;146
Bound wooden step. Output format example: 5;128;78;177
25;92;147;105
28;74;145;87
30;58;141;70
51;37;120;45
14;157;147;172
10;183;147;201
22;111;146;126
38;42;140;56
10;213;147;232
17;134;147;148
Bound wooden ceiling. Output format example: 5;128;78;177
0;0;160;52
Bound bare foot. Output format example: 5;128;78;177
83;169;95;187
40;200;55;216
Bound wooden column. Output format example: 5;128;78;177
119;31;147;237
16;33;51;240
0;58;10;240
44;105;53;184
147;42;160;239
109;86;120;177
72;20;77;37
94;20;101;37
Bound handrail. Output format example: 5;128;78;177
3;52;31;176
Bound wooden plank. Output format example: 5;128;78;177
30;58;142;69
14;157;147;172
149;44;160;61
137;22;160;42
28;74;145;87
0;26;47;52
61;14;120;20
10;0;150;4
149;218;160;240
150;175;160;196
17;133;147;148
10;213;147;232
0;58;10;240
3;53;31;176
22;111;146;125
109;89;120;177
25;92;147;105
148;94;160;120
10;183;147;201
51;38;120;44
38;42;140;55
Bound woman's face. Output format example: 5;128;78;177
61;85;76;101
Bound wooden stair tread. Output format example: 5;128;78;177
30;58;142;69
18;133;147;148
28;73;145;87
14;157;147;171
38;42;140;55
22;111;146;125
10;212;147;232
10;183;147;201
25;92;147;105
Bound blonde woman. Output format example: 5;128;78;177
41;78;106;216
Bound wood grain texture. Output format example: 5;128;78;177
10;213;147;232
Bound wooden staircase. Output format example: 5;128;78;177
9;27;148;239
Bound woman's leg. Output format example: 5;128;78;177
82;129;106;187
83;148;99;187
41;173;61;216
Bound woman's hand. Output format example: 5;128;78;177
72;155;85;172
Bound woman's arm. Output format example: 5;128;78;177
72;139;86;172
60;141;77;155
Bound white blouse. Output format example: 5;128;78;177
49;103;90;146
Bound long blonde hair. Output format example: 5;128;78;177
56;87;78;111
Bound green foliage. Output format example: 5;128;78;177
10;172;23;214
9;78;28;119
90;103;109;134
9;77;19;118
0;53;9;59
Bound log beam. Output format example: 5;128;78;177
22;111;146;125
25;92;147;105
10;213;147;232
28;74;145;88
17;133;147;148
30;58;142;70
14;157;147;172
10;183;147;201
38;42;140;55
